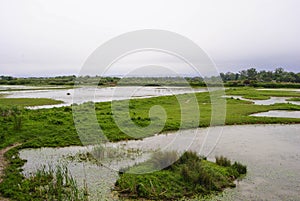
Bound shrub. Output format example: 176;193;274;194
215;156;231;167
232;161;247;175
177;151;202;164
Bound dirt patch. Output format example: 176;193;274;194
0;143;21;201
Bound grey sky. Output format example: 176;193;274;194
0;0;299;77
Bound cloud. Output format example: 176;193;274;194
0;0;299;76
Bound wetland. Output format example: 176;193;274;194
0;85;299;200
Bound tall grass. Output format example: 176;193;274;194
0;106;22;130
22;165;88;201
215;155;231;167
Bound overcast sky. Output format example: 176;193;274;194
0;0;299;77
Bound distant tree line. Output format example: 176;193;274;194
0;68;299;88
0;75;77;86
219;68;300;88
220;67;300;83
0;75;121;86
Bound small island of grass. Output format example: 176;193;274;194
242;94;270;100
0;98;63;107
115;151;247;200
286;97;300;102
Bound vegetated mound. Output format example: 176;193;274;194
114;151;247;200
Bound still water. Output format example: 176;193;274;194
251;110;300;118
19;124;300;201
4;86;207;109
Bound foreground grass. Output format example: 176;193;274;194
115;151;246;200
1;161;88;201
0;147;89;201
0;87;299;200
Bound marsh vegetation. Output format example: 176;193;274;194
0;85;299;200
115;151;247;200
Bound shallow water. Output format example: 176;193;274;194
19;124;300;200
251;110;300;118
19;145;151;200
5;86;207;109
204;125;300;201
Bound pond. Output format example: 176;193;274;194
3;86;207;109
251;110;300;118
19;124;300;200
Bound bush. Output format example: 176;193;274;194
0;133;4;141
232;161;247;175
215;156;231;167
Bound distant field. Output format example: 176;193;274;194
226;87;300;100
0;98;63;107
286;97;300;101
0;86;74;92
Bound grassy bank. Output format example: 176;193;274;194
286;97;300;101
226;87;300;100
0;88;300;200
115;151;246;200
0;86;74;92
0;98;63;107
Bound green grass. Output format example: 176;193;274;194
226;87;300;100
242;94;270;100
0;89;300;149
0;98;63;107
0;163;88;201
286;97;300;101
0;86;74;92
0;147;88;201
115;151;246;200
